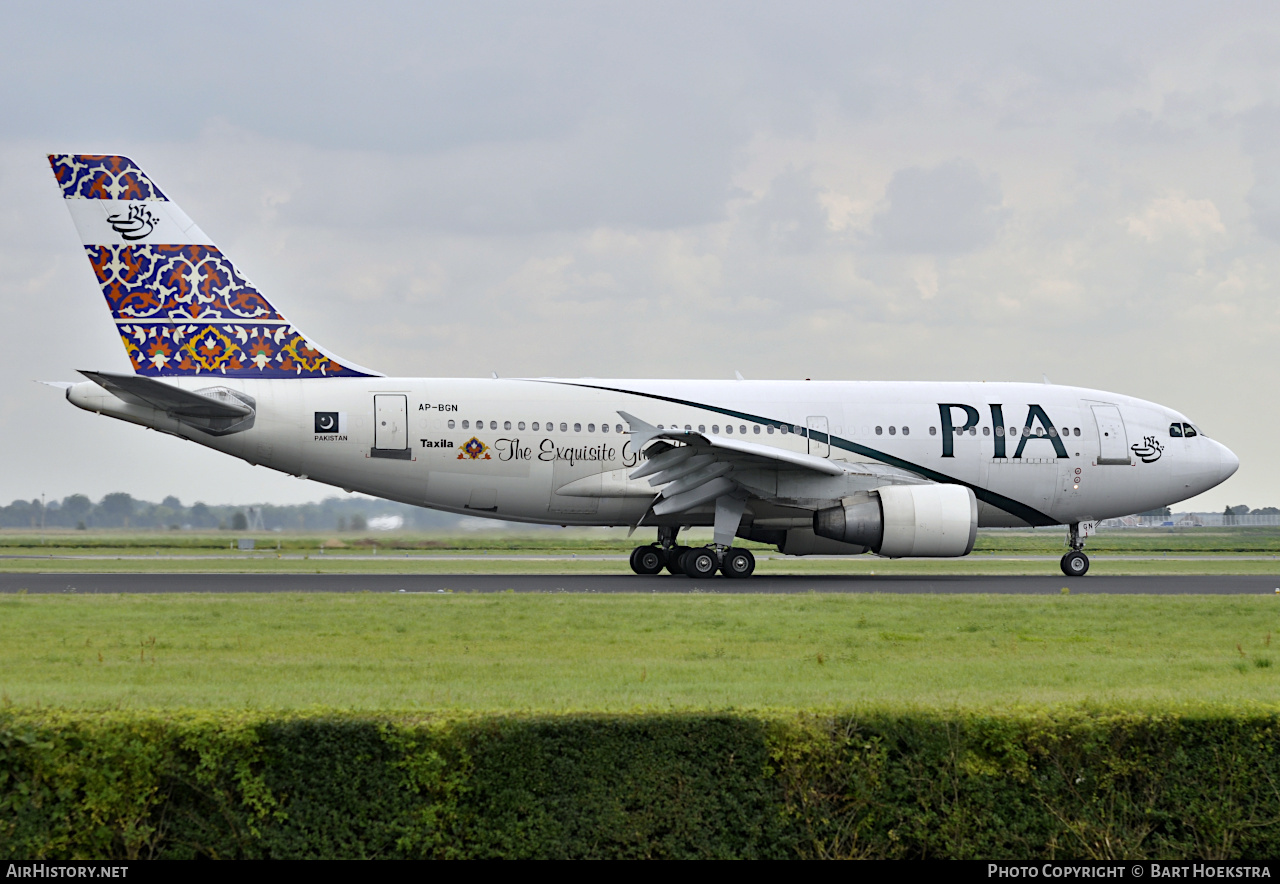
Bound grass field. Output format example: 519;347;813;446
6;525;1280;555
2;555;1280;575
4;592;1280;711
3;528;1280;575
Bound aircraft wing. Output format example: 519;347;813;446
618;410;925;516
79;370;253;419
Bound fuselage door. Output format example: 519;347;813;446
807;415;830;458
372;393;410;459
1091;404;1131;465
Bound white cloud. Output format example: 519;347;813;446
1126;195;1226;242
1;2;1277;511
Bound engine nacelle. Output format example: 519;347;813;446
813;484;978;558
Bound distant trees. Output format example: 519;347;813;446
0;493;466;531
97;493;136;528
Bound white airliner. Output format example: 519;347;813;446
45;154;1239;578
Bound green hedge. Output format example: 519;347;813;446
2;710;1278;859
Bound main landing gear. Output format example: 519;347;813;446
628;526;756;579
1060;522;1090;577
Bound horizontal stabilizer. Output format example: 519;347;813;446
79;370;251;418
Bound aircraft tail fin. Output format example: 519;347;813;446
47;154;378;378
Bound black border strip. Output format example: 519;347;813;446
535;380;1058;527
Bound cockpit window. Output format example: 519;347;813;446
1183;423;1197;438
1169;423;1183;438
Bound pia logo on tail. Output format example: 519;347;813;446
106;204;159;241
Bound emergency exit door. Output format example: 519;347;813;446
371;394;410;459
807;415;830;457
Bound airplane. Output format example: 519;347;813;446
43;154;1240;579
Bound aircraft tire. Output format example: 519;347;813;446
665;546;691;575
721;548;755;578
1061;550;1089;577
683;547;720;579
630;545;665;575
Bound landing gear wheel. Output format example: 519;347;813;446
665;546;691;575
629;545;665;575
683;547;720;578
1061;550;1089;577
721;548;755;578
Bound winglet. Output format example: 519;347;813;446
618;410;665;451
35;380;75;390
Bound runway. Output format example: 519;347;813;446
2;573;1277;595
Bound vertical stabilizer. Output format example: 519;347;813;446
48;154;377;378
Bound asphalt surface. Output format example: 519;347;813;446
2;573;1277;595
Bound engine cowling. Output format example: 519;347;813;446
813;484;978;558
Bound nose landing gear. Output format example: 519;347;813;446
1060;522;1090;577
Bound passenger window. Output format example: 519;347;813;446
740;425;747;434
532;422;539;431
574;423;581;432
684;425;692;431
969;427;977;436
754;425;761;434
462;420;470;429
875;426;883;435
1048;427;1058;437
767;426;774;434
448;419;456;429
1009;427;1018;436
617;424;624;434
1074;428;1081;436
780;425;788;434
725;425;733;434
929;427;937;436
560;423;568;432
518;421;525;431
995;426;1004;436
712;425;720;434
490;421;497;431
889;426;896;435
698;425;706;433
602;423;609;433
587;423;595;433
504;421;512;431
902;427;910;436
982;426;990;436
1183;424;1197;438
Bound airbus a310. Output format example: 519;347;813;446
44;154;1239;578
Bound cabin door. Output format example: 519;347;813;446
372;394;410;459
1091;404;1131;465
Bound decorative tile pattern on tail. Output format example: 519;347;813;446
49;155;167;201
85;244;363;378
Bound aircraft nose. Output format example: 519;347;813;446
1216;441;1240;485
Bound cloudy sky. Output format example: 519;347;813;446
2;1;1276;511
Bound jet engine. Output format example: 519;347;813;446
812;484;978;558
